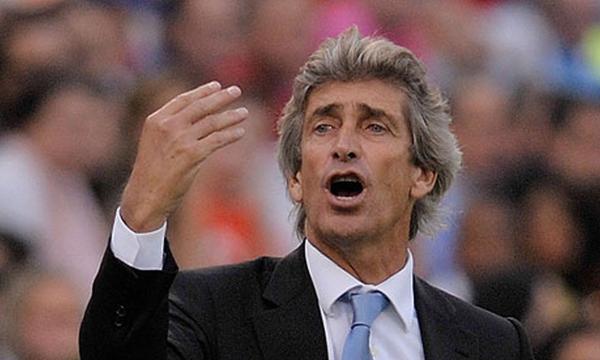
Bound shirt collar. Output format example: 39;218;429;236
305;240;416;331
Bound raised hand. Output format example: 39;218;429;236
120;81;248;232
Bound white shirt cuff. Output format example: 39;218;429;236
110;207;166;270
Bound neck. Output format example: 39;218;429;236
307;235;409;285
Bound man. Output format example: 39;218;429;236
80;28;534;359
0;72;118;297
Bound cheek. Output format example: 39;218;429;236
299;169;321;202
378;157;415;197
297;148;325;197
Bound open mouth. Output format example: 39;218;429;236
329;174;365;198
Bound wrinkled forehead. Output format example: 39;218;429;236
300;79;412;130
302;76;411;109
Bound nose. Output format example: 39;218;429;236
332;127;360;162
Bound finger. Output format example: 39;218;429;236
187;107;248;141
176;85;242;125
151;81;222;118
195;126;246;162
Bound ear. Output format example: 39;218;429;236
288;171;303;203
410;167;437;199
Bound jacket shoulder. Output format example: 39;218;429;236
415;277;534;359
416;277;515;329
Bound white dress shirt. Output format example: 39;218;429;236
305;241;424;360
110;208;425;359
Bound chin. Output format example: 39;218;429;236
309;218;376;250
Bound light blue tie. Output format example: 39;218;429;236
341;291;390;360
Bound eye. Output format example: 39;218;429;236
314;123;334;134
366;123;387;134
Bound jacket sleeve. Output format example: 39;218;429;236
166;273;216;360
508;318;535;360
79;240;197;360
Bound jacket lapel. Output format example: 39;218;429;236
252;243;328;360
414;277;479;360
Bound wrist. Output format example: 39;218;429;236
120;205;166;233
120;191;167;233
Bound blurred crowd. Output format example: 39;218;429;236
0;0;599;359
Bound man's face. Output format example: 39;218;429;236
288;79;436;249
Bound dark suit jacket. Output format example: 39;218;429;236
80;242;534;359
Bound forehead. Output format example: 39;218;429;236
304;79;408;119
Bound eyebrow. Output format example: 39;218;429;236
357;103;391;121
308;102;399;126
311;103;342;118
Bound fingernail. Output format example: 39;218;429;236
236;107;248;116
235;127;246;136
227;86;241;96
208;81;221;89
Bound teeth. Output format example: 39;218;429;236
333;175;359;183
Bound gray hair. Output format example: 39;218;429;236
277;27;462;240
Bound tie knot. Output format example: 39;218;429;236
348;291;389;329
